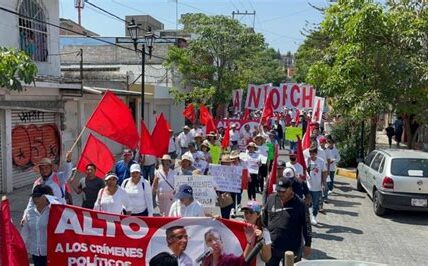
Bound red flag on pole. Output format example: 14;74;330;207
302;123;314;150
76;134;115;178
221;123;230;149
151;113;171;157
267;144;279;195
199;104;217;134
0;198;29;266
183;103;196;123
140;120;157;156
260;90;274;125
86;91;139;149
296;136;307;180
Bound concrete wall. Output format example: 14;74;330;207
0;0;60;77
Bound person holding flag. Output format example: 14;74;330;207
70;163;105;209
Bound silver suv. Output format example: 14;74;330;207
356;149;428;216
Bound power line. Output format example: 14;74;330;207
85;0;129;25
0;5;168;61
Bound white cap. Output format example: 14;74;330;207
130;163;141;173
283;167;295;179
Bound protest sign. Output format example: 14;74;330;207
285;126;303;141
174;175;217;207
232;89;243;112
208;164;243;193
47;205;249;265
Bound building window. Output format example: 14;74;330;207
18;0;48;62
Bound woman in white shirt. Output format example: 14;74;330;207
169;184;205;217
93;173;131;215
121;164;153;216
153;154;176;216
246;142;261;201
21;185;57;266
242;201;272;265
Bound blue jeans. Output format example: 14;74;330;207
289;141;297;151
142;164;155;182
309;191;321;216
329;171;335;191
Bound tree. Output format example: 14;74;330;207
296;0;428;151
165;13;285;110
0;47;37;91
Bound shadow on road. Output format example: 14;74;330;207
384;211;428;226
312;231;344;242
328;198;361;208
307;248;336;260
325;208;359;217
332;192;366;199
317;222;363;235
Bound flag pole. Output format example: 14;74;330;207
69;127;86;153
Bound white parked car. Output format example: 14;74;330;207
356;149;428;216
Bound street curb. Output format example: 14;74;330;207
336;168;357;179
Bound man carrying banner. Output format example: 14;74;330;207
169;184;205;217
70;163;105;209
166;225;193;266
263;177;312;265
115;149;137;186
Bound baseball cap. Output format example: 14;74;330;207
319;136;327;143
174;184;193;199
276;177;293;192
130;164;141;173
105;173;118;181
283;167;295;179
241;200;262;213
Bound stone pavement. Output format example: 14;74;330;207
306;175;428;266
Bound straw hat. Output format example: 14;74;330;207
229;150;240;160
247;142;258;149
161;154;172;162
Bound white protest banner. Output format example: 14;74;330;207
174;175;217;207
311;96;325;124
232;89;243;112
244;83;316;110
208;164;243;193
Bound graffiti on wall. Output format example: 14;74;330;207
12;124;61;168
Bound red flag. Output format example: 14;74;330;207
260;90;274;125
312;98;321;123
183;103;196;123
221;123;230;149
294;109;301;125
296;136;307;179
267;144;279;195
151;113;170;157
199;104;217;134
140;120;157;156
86;91;139;149
76;134;115;178
302;123;314;150
0;198;29;266
242;108;250;120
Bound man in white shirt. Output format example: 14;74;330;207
229;123;240;150
286;151;305;180
166;226;194;266
168;129;178;161
326;137;341;193
306;146;327;225
177;126;193;155
169;184;205;217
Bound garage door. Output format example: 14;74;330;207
11;110;60;189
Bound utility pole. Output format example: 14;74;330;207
74;0;85;25
232;10;256;29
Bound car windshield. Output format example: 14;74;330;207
391;158;428;177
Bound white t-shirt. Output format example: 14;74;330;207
325;147;341;171
121;178;153;216
306;157;327;192
246;152;261;174
142;154;157;166
155;168;176;193
93;187;130;214
256;228;272;266
286;162;304;179
177;132;192;148
230;129;240;142
168;137;177;153
169;200;205;217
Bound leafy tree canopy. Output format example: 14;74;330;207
0;47;37;91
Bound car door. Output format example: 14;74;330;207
367;153;385;197
359;151;378;190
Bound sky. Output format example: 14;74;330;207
59;0;336;53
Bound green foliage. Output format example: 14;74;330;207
165;13;285;105
0;47;37;91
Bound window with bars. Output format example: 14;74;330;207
18;0;48;62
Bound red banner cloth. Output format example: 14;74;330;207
0;198;29;266
140;120;157;156
296;136;307;180
76;134;115;178
302;123;314;150
266;144;279;195
260;90;274;125
86;91;139;149
151;113;171;157
47;204;250;265
199;104;217;134
183;103;196;123
221;123;230;149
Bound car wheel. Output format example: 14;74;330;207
356;171;364;192
373;190;386;216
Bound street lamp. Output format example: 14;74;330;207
126;19;155;121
